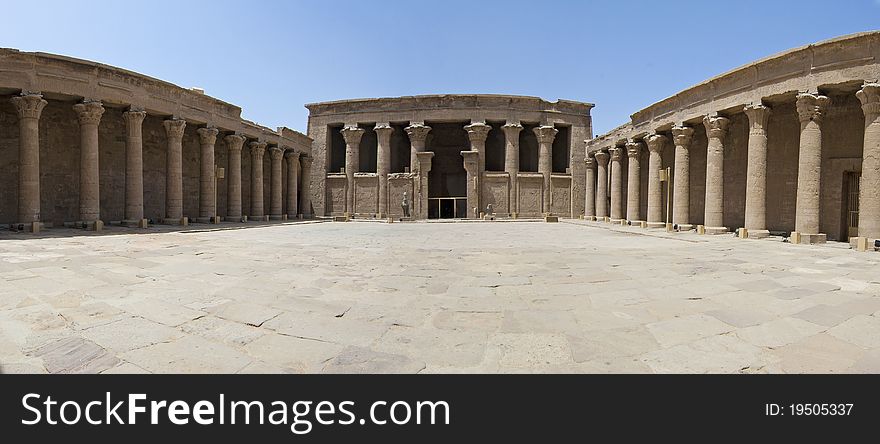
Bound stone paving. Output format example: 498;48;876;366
1;220;879;374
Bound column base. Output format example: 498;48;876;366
14;221;47;233
610;218;624;225
159;217;188;226
249;215;270;222
628;220;645;228
510;212;518;219
745;229;770;239
121;219;149;229
852;237;879;252
703;226;728;235
646;221;665;228
585;215;597;221
269;215;284;221
85;220;104;232
791;232;826;245
224;215;247;223
544;215;559;223
333;216;350;222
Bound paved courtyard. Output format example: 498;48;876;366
1;220;879;374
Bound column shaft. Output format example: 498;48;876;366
417;152;434;219
197;127;219;221
11;93;48;225
502;123;522;216
625;140;642;222
249;141;267;218
610;147;624;220
224;135;245;220
857;83;880;241
703;115;730;230
534;126;558;215
595;151;609;218
584;154;596;218
163;118;186;221
794;93;830;242
301;156;313;218
645;134;666;225
74;101;105;224
269;147;284;219
671;126;693;227
744;104;771;237
340;126;365;216
122;109;147;223
375;124;393;218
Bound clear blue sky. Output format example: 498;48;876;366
2;1;878;135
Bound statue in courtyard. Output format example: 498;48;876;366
401;191;410;218
486;203;494;215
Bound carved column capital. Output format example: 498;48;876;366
533;125;558;144
671;126;694;147
857;83;880;120
404;123;431;144
464;122;491;143
584;154;596;168
122;108;147;127
197;127;219;146
249;141;268;159
300;155;312;168
502;122;523;137
374;123;394;138
645;133;667;153
269;146;284;160
796;93;830;124
625;140;643;158
594;150;609;165
73;100;105;126
609;147;623;162
285;149;301;161
702;115;730;139
224;134;246;152
163;118;186;140
340;126;365;145
743;104;771;133
11;93;48;120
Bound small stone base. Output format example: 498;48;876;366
677;224;694;231
628;220;645;227
510;212;518;219
159;217;188;226
544;215;559;223
585;215;597;221
333;216;349;222
666;223;674;232
609;218;623;225
791;232;826;245
703;226;728;235
15;221;45;233
646;222;665;228
747;229;770;239
85;220;104;232
121;219;149;228
852;236;878;252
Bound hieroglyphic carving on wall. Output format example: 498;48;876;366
518;175;543;216
481;173;509;215
550;176;572;216
354;174;379;215
387;173;415;218
325;176;346;215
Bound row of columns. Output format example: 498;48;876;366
9;92;310;231
337;121;561;218
584;82;880;247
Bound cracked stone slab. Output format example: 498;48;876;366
488;333;571;368
26;336;119;374
180;316;265;347
207;301;282;327
243;333;345;373
827;315;880;348
119;335;252;373
735;317;826;348
81;316;183;353
321;346;425;374
640;334;776;373
646;314;735;348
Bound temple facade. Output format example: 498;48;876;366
305;95;593;220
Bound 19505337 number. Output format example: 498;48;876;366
789;403;854;416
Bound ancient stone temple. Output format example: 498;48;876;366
0;49;312;232
305;96;593;219
584;31;880;250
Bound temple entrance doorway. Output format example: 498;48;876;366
843;171;861;239
426;122;469;219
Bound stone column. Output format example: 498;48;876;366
249;141;267;220
702;115;730;234
416;152;434;219
286;150;300;218
502;122;522;217
163;118;187;225
645;133;666;228
405;123;431;173
10;92;47;231
300;155;313;218
609;147;624;222
197;127;219;223
224;134;246;222
584;153;596;220
461;150;479;218
594;150;609;219
857;83;880;246
74;100;105;230
464;122;491;174
340;126;364;217
793;93;830;244
625;140;643;224
375;123;393;218
671;126;694;229
269;146;284;220
121;108;147;227
743;104;771;239
534;125;558;215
